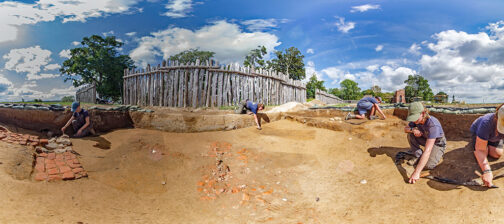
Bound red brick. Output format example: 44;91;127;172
72;158;79;164
45;159;55;164
59;166;71;173
70;154;77;159
30;142;39;146
47;153;56;160
62;172;75;180
34;172;48;181
48;174;62;181
68;163;80;168
56;161;66;167
36;157;45;164
34;163;45;173
72;168;84;173
80;171;88;177
47;168;59;175
45;163;56;169
39;152;48;157
39;139;48;145
63;151;71;157
55;154;64;160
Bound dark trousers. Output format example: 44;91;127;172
235;100;250;114
407;133;446;169
72;115;91;138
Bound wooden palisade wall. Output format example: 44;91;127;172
76;84;96;104
315;89;344;105
123;60;306;107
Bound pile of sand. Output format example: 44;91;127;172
267;102;308;113
304;99;326;107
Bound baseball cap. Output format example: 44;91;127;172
497;106;504;134
407;102;424;122
71;101;80;112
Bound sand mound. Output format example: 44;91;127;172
304;99;326;107
267;102;308;113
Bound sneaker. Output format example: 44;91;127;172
345;112;352;120
369;115;379;120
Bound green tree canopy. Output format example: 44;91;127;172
61;96;75;102
60;35;134;101
329;88;342;98
340;79;361;100
371;85;382;94
168;49;215;65
404;75;434;102
436;91;447;96
306;74;327;99
361;89;375;96
268;47;306;80
244;46;267;69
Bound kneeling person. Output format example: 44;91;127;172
469;104;504;188
346;96;386;120
61;102;93;138
236;100;264;130
404;102;446;184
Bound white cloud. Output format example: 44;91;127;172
72;41;80;46
303;61;324;83
375;45;383;52
0;0;142;43
3;46;52;75
241;19;289;32
44;64;60;71
59;49;71;58
306;48;315;54
163;0;193;18
126;32;137;36
102;30;115;36
130;20;281;67
0;75;13;93
334;17;355;33
350;4;380;13
409;43;421;55
366;64;379;72
27;73;59;80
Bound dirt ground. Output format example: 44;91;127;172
1;116;504;223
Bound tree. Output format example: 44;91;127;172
340;79;361;100
436;91;447;96
371;85;382;94
61;96;75;102
267;47;305;80
60;35;134;101
306;74;327;99
404;75;434;102
329;88;342;98
361;89;375;96
168;49;215;64
244;46;267;69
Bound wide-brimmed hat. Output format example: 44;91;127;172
498;106;504;134
407;102;424;122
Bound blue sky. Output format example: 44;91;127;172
1;0;504;103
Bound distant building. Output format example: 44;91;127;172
392;89;406;103
433;94;448;103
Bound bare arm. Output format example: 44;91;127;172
61;116;75;132
409;138;435;184
374;104;387;119
253;114;260;129
474;136;493;187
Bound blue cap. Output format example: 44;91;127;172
71;101;80;112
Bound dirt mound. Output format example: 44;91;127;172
304;99;326;107
267;102;308;113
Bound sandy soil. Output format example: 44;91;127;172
0;117;504;223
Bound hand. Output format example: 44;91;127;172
409;171;420;184
61;127;66;134
381;116;387;120
76;129;82;136
482;172;494;188
257;126;262;130
413;129;422;137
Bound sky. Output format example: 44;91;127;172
1;0;504;103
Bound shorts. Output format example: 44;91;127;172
357;101;373;115
469;134;500;151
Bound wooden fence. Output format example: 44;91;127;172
122;60;306;107
315;89;344;105
76;84;96;104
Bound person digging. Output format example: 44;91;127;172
235;100;265;130
399;102;447;184
61;102;95;138
469;103;504;188
345;96;386;120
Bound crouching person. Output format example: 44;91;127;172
61;102;94;138
469;104;504;188
346;96;386;120
235;100;264;130
403;102;446;184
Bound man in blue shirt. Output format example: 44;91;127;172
61;102;94;137
469;104;504;188
402;102;446;184
236;100;265;130
345;96;386;120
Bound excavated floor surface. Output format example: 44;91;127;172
0;112;503;223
